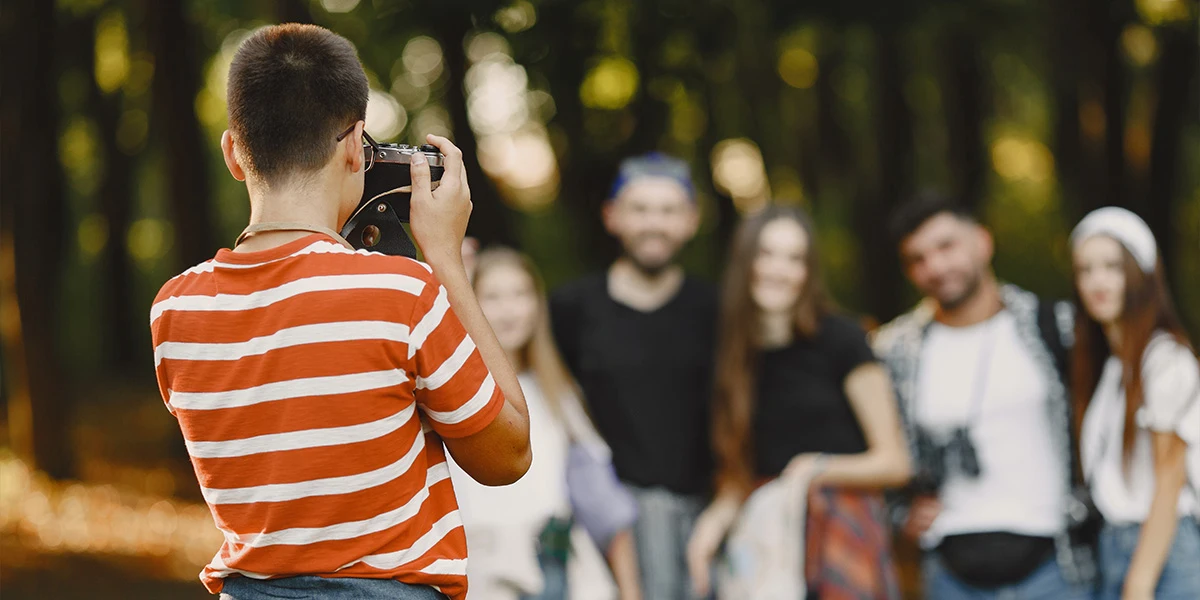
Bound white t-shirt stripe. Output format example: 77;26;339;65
167;369;409;412
185;404;416;459
200;430;427;505
150;273;425;325
419;559;467;576
155;321;413;366
408;286;450;359
221;463;451;548
357;510;463;571
421;375;496;426
415;335;476;390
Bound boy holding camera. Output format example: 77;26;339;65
150;24;531;600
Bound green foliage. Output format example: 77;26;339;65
40;0;1200;387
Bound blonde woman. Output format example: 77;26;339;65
448;247;640;600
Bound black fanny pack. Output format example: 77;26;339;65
936;532;1056;588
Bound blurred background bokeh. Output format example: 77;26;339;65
1;0;1197;597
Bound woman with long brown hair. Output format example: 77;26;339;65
686;206;911;598
447;247;642;600
1070;207;1200;600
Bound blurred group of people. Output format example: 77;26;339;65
451;153;1200;600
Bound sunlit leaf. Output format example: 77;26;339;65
778;47;819;89
320;0;361;14
579;56;639;110
77;214;109;260
94;10;129;95
711;138;769;213
116;110;149;155
59;116;103;196
1136;0;1193;26
1121;24;1159;66
365;89;406;141
495;0;537;34
990;135;1055;185
127;219;174;267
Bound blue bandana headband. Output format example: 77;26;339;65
608;152;696;201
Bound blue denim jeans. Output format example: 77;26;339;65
923;553;1092;600
627;484;708;600
218;575;448;600
519;544;568;600
1097;518;1200;600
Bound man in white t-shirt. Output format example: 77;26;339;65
873;194;1093;599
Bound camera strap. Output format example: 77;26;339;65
236;222;355;250
964;320;999;428
917;317;998;431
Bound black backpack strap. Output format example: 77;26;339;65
1037;298;1070;387
1036;298;1086;488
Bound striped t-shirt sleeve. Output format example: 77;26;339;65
409;275;505;438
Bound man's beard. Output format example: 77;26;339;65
621;233;678;277
937;269;985;312
622;251;674;277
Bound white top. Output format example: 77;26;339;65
915;310;1067;548
447;372;615;600
1081;333;1200;524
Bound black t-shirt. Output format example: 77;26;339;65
753;314;878;478
549;273;718;495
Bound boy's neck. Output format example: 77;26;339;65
235;178;344;252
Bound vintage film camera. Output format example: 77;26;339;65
339;142;445;258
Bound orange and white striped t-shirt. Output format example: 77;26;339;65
150;234;504;599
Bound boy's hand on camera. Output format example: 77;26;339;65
410;134;471;266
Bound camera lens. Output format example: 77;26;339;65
361;225;380;248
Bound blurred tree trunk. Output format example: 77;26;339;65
572;2;674;264
691;6;741;257
1080;0;1131;212
0;0;73;478
1057;0;1128;216
626;2;671;157
1101;20;1128;209
859;27;913;322
147;0;215;270
700;71;739;252
812;31;852;203
1049;0;1085;219
537;1;618;271
89;13;140;375
1144;23;1197;300
274;0;312;24
733;0;783;171
941;27;987;212
433;8;516;248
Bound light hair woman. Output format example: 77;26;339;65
448;247;641;600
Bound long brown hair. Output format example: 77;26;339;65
1070;245;1192;473
712;205;833;493
473;247;576;420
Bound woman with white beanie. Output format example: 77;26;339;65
1069;207;1200;600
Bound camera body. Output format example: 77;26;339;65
340;143;445;258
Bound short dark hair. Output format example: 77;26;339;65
227;24;368;184
888;190;978;245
